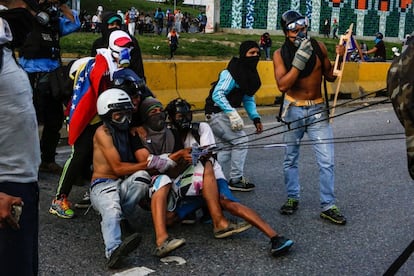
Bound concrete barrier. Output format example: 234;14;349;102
143;60;390;109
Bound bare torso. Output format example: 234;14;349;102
273;40;336;101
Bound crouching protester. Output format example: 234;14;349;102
130;97;253;256
90;89;148;269
165;98;294;257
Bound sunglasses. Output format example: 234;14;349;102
286;18;307;31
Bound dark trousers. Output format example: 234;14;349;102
56;123;101;198
29;73;64;163
0;182;39;276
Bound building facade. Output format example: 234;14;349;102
219;0;414;39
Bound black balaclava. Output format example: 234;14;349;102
139;97;175;155
101;11;122;43
227;40;261;96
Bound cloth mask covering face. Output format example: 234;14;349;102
146;112;166;131
103;118;135;162
374;38;381;44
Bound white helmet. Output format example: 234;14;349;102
97;88;134;117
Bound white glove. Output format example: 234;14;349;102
292;39;313;71
227;110;244;131
147;154;177;173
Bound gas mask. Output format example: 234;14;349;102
108;110;132;131
294;31;307;47
111;48;131;68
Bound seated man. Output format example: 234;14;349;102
91;89;151;268
363;32;386;62
131;97;252;247
165;98;294;257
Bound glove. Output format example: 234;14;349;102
227;110;244;131
292;39;313;71
147;154;177;173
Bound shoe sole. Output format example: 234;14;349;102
155;239;186;257
279;208;298;215
107;233;141;268
320;213;347;225
74;204;91;209
214;223;252;239
49;207;74;219
228;186;255;192
271;240;294;257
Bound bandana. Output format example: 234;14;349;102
280;37;317;79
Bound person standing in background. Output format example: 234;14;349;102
0;0;42;274
259;32;272;60
167;27;179;59
332;18;338;39
19;0;80;175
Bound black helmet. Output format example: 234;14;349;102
280;10;306;33
165;98;193;129
376;32;384;39
112;68;145;98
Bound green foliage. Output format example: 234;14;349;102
60;31;401;60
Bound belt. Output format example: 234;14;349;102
90;178;112;190
285;94;324;106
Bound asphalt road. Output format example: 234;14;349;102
38;99;414;275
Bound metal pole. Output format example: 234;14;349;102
174;0;176;12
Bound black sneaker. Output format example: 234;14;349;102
74;191;91;209
280;198;299;215
107;232;141;269
270;235;294;257
228;177;255;192
320;205;347;225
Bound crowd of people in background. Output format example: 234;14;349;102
79;6;207;36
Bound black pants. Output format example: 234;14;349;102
56;123;101;198
0;182;39;275
29;72;64;163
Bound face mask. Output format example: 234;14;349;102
175;112;192;130
108;111;131;131
294;31;307;47
111;48;131;67
147;112;166;131
374;38;381;44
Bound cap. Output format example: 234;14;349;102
109;30;132;49
102;11;122;25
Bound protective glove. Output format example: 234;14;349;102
292;39;313;71
227;110;244;131
147;154;177;173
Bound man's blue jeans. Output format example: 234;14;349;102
207;112;248;181
282;102;336;210
90;171;149;258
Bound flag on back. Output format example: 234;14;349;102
68;55;109;145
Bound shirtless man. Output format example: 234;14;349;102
90;88;150;269
273;10;346;225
